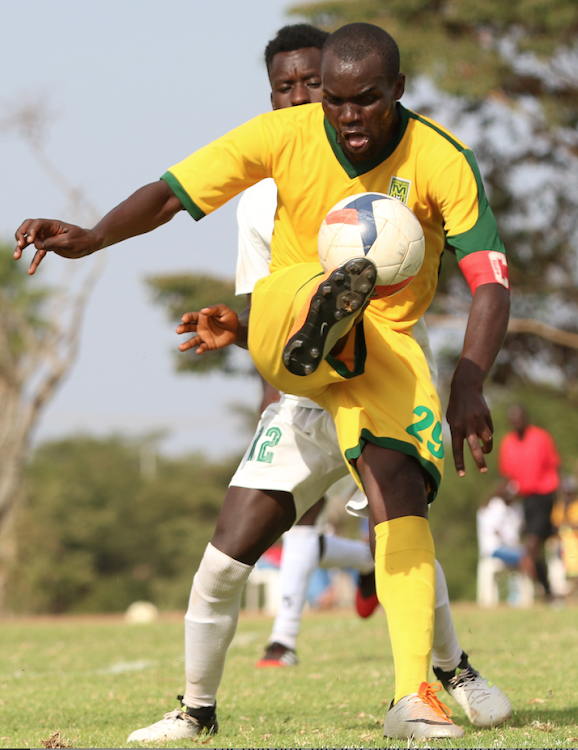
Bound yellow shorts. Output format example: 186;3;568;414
249;263;444;500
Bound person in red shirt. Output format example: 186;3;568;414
499;404;561;599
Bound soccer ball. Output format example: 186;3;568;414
318;192;425;298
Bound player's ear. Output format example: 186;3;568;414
394;74;405;101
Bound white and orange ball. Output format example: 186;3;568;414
318;192;425;298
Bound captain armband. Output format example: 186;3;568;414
458;251;510;295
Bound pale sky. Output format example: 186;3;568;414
1;0;302;458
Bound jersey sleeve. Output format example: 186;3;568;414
235;182;276;295
436;148;509;294
161;115;272;221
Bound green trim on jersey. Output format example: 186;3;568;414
323;103;410;179
326;321;367;378
407;112;505;261
448;151;505;259
344;428;441;503
161;172;206;221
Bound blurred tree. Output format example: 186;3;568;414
8;435;236;614
290;0;578;388
0;102;104;611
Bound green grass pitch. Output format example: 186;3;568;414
1;604;577;748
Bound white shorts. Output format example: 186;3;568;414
229;394;351;520
230;316;438;521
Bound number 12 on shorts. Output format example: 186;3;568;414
247;426;282;464
405;406;444;458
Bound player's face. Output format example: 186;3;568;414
269;48;323;110
322;50;405;163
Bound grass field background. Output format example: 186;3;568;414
1;604;577;749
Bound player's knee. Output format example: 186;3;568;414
357;444;429;520
212;487;296;565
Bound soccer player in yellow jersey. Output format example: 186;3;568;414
15;23;510;741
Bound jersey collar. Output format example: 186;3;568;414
323;102;410;178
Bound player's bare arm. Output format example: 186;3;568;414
446;282;510;477
14;180;183;275
177;304;239;355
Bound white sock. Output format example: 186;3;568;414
319;534;374;574
184;543;252;708
269;526;320;651
432;559;462;671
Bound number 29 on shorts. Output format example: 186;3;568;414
405;406;444;459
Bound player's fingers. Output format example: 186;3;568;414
195;342;209;355
14;219;34;253
200;305;227;318
175;322;198;335
28;248;48;275
178;334;202;352
21;218;53;247
480;425;494;455
467;430;488;473
180;311;199;324
451;431;466;477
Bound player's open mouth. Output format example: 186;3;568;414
342;131;370;150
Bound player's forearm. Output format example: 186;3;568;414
93;180;184;250
451;283;510;390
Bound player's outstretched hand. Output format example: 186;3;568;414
14;219;99;274
446;365;494;478
177;304;239;355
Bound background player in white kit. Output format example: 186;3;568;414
180;23;511;730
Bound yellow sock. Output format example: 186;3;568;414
375;516;435;703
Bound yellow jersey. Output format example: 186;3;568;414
163;102;505;333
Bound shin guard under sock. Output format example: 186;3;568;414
432;559;462;671
184;543;252;708
269;526;320;651
374;516;435;703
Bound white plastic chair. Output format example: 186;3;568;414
477;556;534;608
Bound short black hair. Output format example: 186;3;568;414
265;24;330;74
322;23;400;82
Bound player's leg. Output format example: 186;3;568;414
282;257;377;376
249;263;373;400
354;444;462;740
357;444;434;694
259;495;375;666
243;399;369;665
432;560;512;727
127;484;296;743
523;494;554;598
352;504;511;726
319;529;374;573
351;512;380;617
258;499;325;666
431;559;463;673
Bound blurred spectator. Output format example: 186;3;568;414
477;480;534;606
477;480;527;569
552;475;578;588
499;405;561;600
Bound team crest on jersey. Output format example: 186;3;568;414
388;177;411;205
